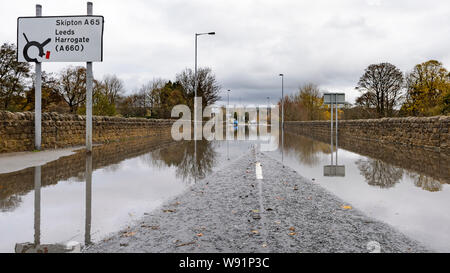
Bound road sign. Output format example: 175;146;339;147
323;93;345;105
17;16;104;62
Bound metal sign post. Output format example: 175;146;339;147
17;3;104;152
323;93;346;177
86;2;93;153
35;5;42;150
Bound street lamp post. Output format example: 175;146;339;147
279;74;284;166
194;32;215;140
194;32;215;182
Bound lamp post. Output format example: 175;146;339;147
279;74;284;166
194;32;215;139
194;32;215;182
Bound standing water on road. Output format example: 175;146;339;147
268;131;450;252
0;127;449;252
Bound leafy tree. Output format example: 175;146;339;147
117;92;149;117
356;62;404;117
401;60;450;116
59;66;86;113
0;43;31;110
282;83;329;121
78;80;117;116
20;71;66;112
149;80;187;118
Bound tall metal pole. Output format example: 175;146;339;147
194;34;198;182
194;34;198;141
86;2;93;153
35;4;42;150
280;74;284;165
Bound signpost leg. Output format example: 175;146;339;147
330;100;333;165
335;100;338;165
86;2;93;153
35;4;42;150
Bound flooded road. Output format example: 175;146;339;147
0;126;449;252
268;132;450;252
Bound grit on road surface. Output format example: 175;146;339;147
84;148;429;253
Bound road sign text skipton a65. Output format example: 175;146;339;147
17;16;104;62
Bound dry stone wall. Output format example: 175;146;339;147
285;116;450;153
0;111;174;153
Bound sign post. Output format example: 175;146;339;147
86;2;93;153
323;93;346;177
35;4;42;150
17;4;104;152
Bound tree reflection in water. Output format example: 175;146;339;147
145;140;217;183
283;132;330;166
0;195;22;212
408;172;443;192
356;158;404;189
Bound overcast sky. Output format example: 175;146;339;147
1;0;449;105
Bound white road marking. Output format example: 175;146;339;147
255;162;263;179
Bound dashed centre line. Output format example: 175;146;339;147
255;162;263;179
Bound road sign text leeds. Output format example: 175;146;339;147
17;16;104;62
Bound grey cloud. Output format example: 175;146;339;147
1;0;449;104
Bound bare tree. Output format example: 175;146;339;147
176;67;221;109
356;63;404;117
58;66;86;113
102;74;125;105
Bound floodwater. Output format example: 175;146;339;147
0;126;449;252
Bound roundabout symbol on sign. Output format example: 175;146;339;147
22;33;51;62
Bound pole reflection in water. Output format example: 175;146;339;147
13;166;42;252
34;166;41;246
14;165;81;253
85;153;92;246
281;123;284;167
323;102;345;177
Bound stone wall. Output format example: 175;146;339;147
0;111;175;153
285;116;450;153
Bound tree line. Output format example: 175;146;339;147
0;43;221;118
281;60;450;121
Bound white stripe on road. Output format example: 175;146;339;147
256;162;263;179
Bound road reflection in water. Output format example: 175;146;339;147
268;130;450;252
1;125;449;252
